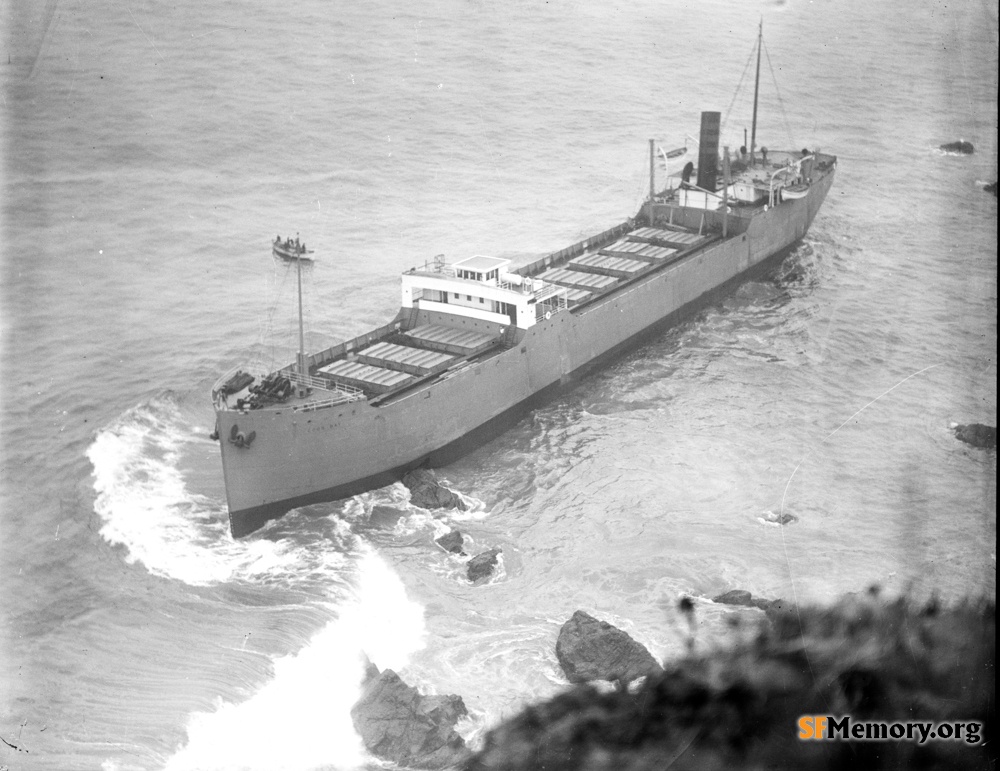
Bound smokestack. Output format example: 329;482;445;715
696;111;721;191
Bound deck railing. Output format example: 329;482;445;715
291;386;365;412
284;370;339;392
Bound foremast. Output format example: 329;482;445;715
750;19;763;166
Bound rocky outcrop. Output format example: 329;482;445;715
940;140;974;154
713;589;753;606
555;611;663;684
985;181;997;196
760;510;797;526
402;469;468;511
469;597;995;771
436;529;466;555
467;548;501;582
713;589;778;611
368;505;405;529
954;423;996;449
351;662;470;769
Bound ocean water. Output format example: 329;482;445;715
1;0;996;769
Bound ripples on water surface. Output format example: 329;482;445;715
1;0;996;768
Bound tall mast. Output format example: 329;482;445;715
649;139;656;215
750;19;762;166
296;245;307;397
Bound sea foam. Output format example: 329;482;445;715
163;548;426;771
87;396;319;586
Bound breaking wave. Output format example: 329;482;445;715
164;548;427;771
86;395;351;586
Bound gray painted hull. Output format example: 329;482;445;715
216;170;834;537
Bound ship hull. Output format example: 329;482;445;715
218;169;834;537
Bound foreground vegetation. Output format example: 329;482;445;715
466;594;995;770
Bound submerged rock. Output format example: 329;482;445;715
765;510;797;525
436;529;466;555
467;547;501;582
368;505;405;529
555;610;663;684
985;181;997;196
351;663;470;769
954;423;996;449
402;469;468;511
940;140;974;154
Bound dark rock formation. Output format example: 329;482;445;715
954;423;996;449
940;140;974;154
555;611;663;684
761;510;797;525
985;181;997;196
436;529;466;555
403;469;468;511
712;589;753;606
468;597;995;771
467;548;501;582
713;590;778;611
352;663;470;769
368;505;405;529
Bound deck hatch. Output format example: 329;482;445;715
570;252;648;278
536;268;618;292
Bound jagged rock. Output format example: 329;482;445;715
402;469;468;511
713;589;778;611
351;664;470;769
467;548;501;582
954;423;996;449
761;510;797;525
368;505;405;529
713;590;753;606
555;610;663;684
435;529;466;555
940;140;974;154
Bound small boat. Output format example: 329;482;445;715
273;236;315;261
781;183;810;200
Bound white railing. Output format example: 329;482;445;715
496;278;532;294
292;387;365;412
408;255;455;276
533;282;567;303
286;370;339;392
534;283;569;320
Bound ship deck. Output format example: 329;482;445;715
215;150;837;413
216;222;719;410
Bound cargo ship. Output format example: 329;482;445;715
211;34;836;538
